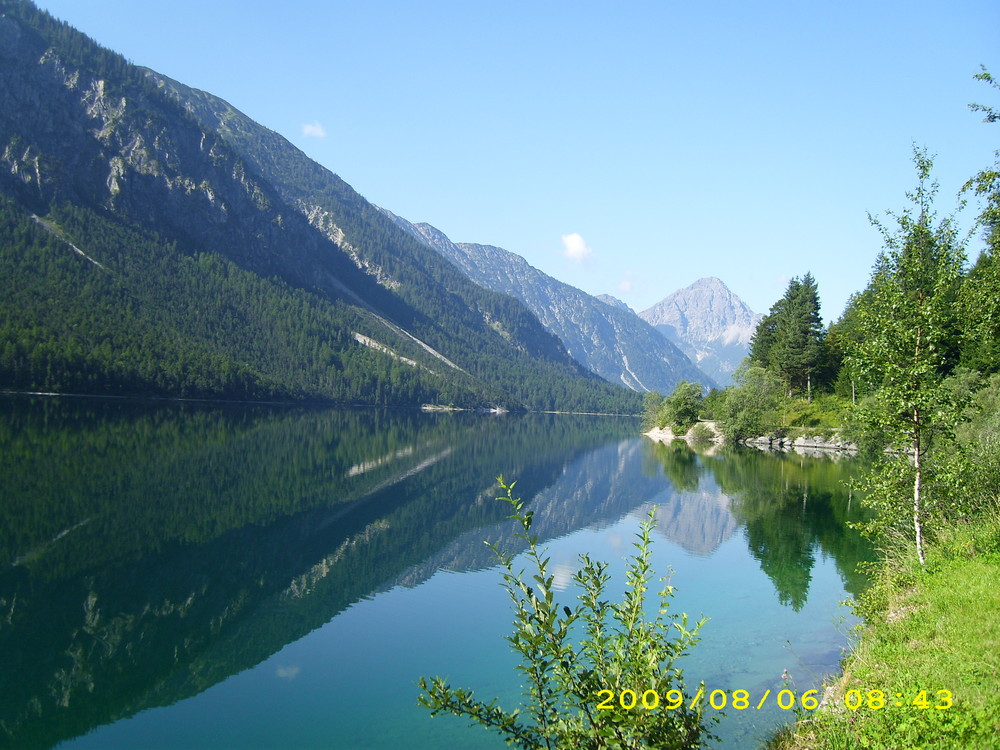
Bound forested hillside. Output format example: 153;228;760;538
0;0;641;413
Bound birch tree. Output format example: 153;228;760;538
847;148;966;565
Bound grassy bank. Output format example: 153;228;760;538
768;509;1000;749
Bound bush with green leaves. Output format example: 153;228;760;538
720;364;784;442
688;423;714;442
655;381;703;433
418;478;714;749
698;388;725;421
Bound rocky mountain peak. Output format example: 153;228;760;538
639;277;762;386
377;214;715;392
640;277;759;345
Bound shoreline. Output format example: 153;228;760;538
644;422;859;455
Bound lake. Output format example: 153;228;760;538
0;397;873;749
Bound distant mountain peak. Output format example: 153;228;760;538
638;278;762;386
641;277;759;344
379;214;714;392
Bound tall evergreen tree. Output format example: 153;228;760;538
749;273;825;398
826;290;872;403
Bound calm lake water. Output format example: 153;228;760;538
0;397;873;749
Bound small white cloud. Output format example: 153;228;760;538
302;121;326;138
276;665;301;681
618;278;634;293
561;233;593;263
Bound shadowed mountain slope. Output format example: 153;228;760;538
0;0;639;413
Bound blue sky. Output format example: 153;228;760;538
32;0;1000;322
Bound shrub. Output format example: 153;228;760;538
656;381;703;433
418;478;715;749
689;423;714;441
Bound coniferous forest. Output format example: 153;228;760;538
0;0;641;414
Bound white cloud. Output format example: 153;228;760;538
276;665;301;681
302;121;326;138
618;278;634;293
561;233;593;263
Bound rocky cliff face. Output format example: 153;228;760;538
640;277;762;386
382;211;715;393
595;293;633;312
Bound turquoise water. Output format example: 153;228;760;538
0;398;871;749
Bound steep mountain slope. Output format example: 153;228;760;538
383;213;714;392
0;1;639;412
639;277;762;386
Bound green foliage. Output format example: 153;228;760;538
958;68;1000;374
781;394;848;430
763;76;1000;750
849;369;1000;544
688;423;714;441
418;478;714;749
653;381;702;432
850;150;965;415
956;371;1000;445
720;364;784;441
846;148;968;564
641;391;664;429
769;511;1000;750
698;388;725;420
957;248;1000;373
826;290;874;402
749;273;825;397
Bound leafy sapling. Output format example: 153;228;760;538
418;477;714;749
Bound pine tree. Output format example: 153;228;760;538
749;273;824;399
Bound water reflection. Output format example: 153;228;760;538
644;439;872;609
0;397;872;749
0;398;634;749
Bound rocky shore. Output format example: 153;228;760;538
743;433;858;453
643;421;724;444
644;423;858;456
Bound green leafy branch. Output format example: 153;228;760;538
418;476;715;749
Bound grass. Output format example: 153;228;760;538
767;511;1000;749
781;394;848;431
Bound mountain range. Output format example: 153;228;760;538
0;0;759;407
0;0;644;412
380;211;715;393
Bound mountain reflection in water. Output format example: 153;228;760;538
0;397;872;750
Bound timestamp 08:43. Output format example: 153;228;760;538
594;688;953;712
